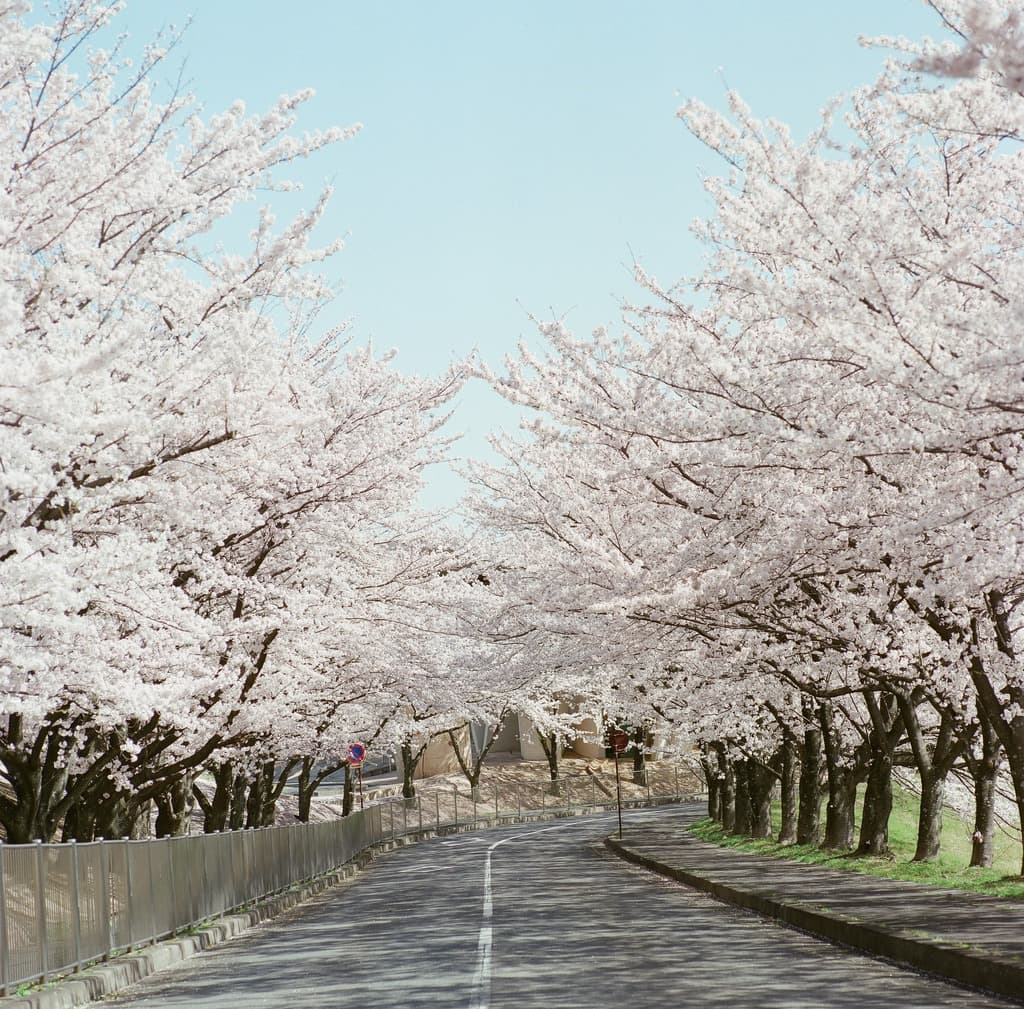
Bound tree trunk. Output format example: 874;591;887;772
245;761;282;829
198;761;231;832
400;743;418;800
896;692;964;864
747;757;774;839
631;727;647;786
717;745;736;832
92;789;134;841
856;748;892;857
970;594;1024;876
2;716;76;842
967;710;1002;868
154;775;193;837
797;700;823;846
732;758;752;836
229;772;248;829
914;771;945;863
819;703;856;850
854;691;899;858
701;743;721;822
343;763;355;817
538;732;561;796
778;738;798;846
297;757;314;822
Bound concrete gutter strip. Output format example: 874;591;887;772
605;836;1024;1005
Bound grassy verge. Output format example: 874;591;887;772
689;785;1024;899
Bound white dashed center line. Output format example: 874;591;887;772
467;825;564;1009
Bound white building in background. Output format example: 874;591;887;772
404;708;606;780
400;700;689;781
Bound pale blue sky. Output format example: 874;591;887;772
111;1;939;511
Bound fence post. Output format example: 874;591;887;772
34;840;48;984
516;783;521;818
98;840;112;958
0;843;9;994
418;796;423;835
402;800;408;837
147;837;158;942
494;784;498;822
453;788;458;828
124;838;135;951
71;840;82;973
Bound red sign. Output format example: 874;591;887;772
609;730;629;754
347;743;366;765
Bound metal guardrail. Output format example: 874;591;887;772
0;764;697;997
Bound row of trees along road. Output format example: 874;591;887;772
0;1;514;843
470;0;1024;874
5;0;1024;869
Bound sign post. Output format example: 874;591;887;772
608;729;629;839
347;743;367;810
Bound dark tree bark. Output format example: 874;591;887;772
631;726;647;786
716;744;736;832
400;743;419;800
537;731;562;795
732;757;752;836
230;771;248;829
969;593;1024;875
342;762;355;816
819;702;857;850
295;756;349;821
700;742;721;821
777;737;799;846
449;715;507;801
797;697;823;846
154;774;193;837
243;758;298;828
909;589;1024;875
965;709;1002;868
90;789;136;841
897;694;964;863
856;750;893;856
297;757;315;821
193;761;232;833
854;691;901;858
1;714;121;842
746;757;775;839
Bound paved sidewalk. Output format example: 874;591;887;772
607;822;1024;1005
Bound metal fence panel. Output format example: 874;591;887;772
125;841;155;947
41;845;75;979
106;842;130;952
2;844;44;986
74;843;108;967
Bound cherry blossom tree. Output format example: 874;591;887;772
0;0;467;841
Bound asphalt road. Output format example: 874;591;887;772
102;805;1017;1008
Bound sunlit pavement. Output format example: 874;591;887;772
100;805;1017;1009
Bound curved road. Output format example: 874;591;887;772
104;805;1016;1008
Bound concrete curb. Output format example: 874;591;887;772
605;836;1024;1005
